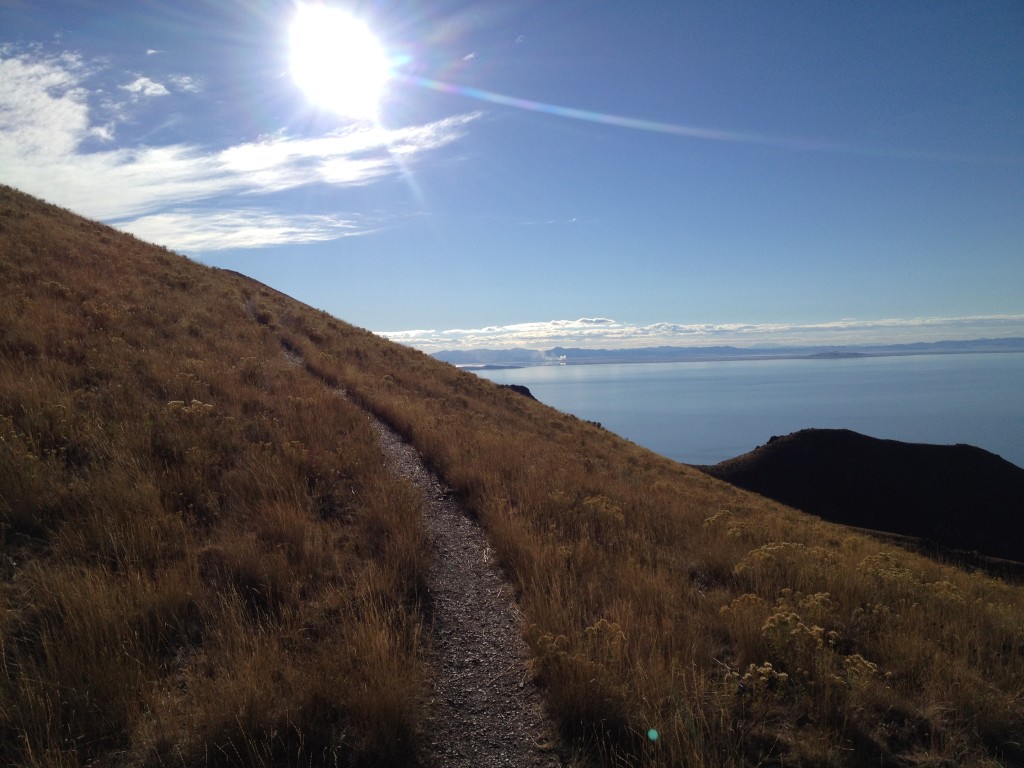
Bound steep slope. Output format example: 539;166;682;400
703;429;1024;564
0;186;432;766
2;185;1024;767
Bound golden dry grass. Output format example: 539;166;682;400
1;187;427;766
2;185;1022;767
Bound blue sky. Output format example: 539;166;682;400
2;1;1022;351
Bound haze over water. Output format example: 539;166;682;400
477;352;1024;469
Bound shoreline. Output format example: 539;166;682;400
454;346;1024;371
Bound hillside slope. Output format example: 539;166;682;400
0;186;433;766
703;429;1024;564
2;185;1023;767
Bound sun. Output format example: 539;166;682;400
288;3;391;120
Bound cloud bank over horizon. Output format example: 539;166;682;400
379;314;1024;353
0;46;476;251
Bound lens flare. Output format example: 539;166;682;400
400;74;1021;165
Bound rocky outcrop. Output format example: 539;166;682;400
500;384;537;400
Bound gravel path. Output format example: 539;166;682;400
370;419;563;768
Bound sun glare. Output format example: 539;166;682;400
289;3;390;120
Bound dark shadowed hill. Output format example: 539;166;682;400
702;428;1024;564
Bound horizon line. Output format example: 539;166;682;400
377;314;1024;353
429;336;1024;353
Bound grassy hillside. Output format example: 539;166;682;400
2;184;1022;767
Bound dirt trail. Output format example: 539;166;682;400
370;419;563;767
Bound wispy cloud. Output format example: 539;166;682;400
0;47;477;250
517;216;578;226
167;74;200;93
121;209;369;251
0;50;99;155
379;314;1024;352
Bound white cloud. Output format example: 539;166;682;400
0;52;92;155
121;209;368;251
0;48;478;249
120;75;169;97
379;315;1024;352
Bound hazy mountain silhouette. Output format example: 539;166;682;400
434;339;1024;367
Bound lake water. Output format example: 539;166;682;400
476;353;1024;468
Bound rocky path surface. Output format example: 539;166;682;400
370;419;563;768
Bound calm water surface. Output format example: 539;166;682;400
476;353;1024;468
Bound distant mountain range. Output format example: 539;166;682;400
434;337;1024;367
